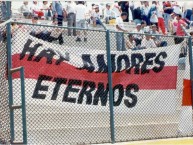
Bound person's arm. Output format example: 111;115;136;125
151;39;157;48
126;40;132;49
116;25;127;32
128;7;133;21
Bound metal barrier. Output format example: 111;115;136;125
8;21;193;144
0;7;191;143
0;21;10;145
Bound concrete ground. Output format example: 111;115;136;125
96;138;193;145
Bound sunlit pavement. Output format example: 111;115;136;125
95;138;193;145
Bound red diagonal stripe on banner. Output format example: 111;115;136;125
12;54;177;90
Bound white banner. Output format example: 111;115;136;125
12;33;182;114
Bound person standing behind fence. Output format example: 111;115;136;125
104;4;115;24
141;1;150;26
174;10;187;44
163;1;173;32
115;12;128;51
183;1;193;21
52;1;65;26
118;1;129;22
19;1;31;18
41;1;50;19
31;1;44;19
75;1;87;42
149;1;158;28
0;1;11;21
64;1;76;36
133;2;142;25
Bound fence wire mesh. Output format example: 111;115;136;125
9;20;193;144
0;23;10;144
109;31;192;142
11;23;111;144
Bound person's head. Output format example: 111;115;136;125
190;31;193;37
170;13;175;19
77;1;84;5
152;1;157;5
23;1;28;5
106;3;111;10
94;5;99;12
33;1;38;5
145;33;151;40
176;14;182;20
144;1;149;7
128;34;134;41
141;21;146;28
32;16;38;24
136;23;141;31
152;24;157;32
43;1;48;5
121;12;128;21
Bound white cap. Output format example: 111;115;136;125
173;8;182;15
136;23;141;26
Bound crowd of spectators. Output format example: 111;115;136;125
114;1;193;51
1;1;193;49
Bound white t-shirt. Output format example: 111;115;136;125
141;38;157;48
104;9;115;18
64;2;76;14
157;6;164;18
19;4;31;13
41;4;49;10
112;3;121;18
115;17;125;31
92;11;100;18
30;4;41;12
142;6;150;16
75;4;87;21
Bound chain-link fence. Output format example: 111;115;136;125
5;20;193;144
0;22;10;144
11;23;111;144
109;30;192;142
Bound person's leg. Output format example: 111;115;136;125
67;13;73;36
175;37;184;44
76;20;81;42
164;13;169;31
58;33;64;45
57;15;63;26
105;17;109;24
160;41;167;47
93;17;97;27
72;13;76;36
158;17;166;35
122;33;126;51
185;9;192;20
82;20;87;42
116;33;122;51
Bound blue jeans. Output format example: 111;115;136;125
116;33;125;51
164;13;171;31
142;15;150;25
160;41;167;47
184;9;193;20
57;15;63;26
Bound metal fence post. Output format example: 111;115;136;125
6;1;14;142
20;67;27;144
106;30;115;143
188;36;193;109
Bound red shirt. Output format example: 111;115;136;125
176;19;186;36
